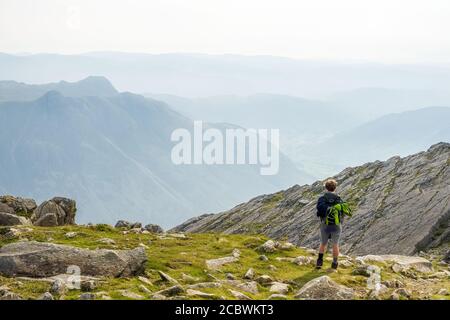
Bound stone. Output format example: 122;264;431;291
139;285;151;294
255;275;273;285
244;268;255;280
229;289;252;300
437;288;448;296
156;285;185;297
120;290;144;299
358;255;433;273
144;224;164;234
138;276;153;286
259;255;269;261
188;282;222;289
0;212;31;226
275;257;295;262
206;256;239;270
444;250;450;263
0;241;147;277
226;273;235;280
50;279;66;295
115;220;132;228
79;293;95;300
278;242;295;250
269;282;289;294
39;292;54;300
293;256;313;266
352;265;380;277
64;232;77;239
186;289;219;299
232;248;241;258
259;240;277;253
235;281;259;294
130;222;142;229
0;286;22;300
295;276;354;300
98;238;116;245
181;273;198;284
32;197;76;226
395;288;411;299
158;270;179;285
0;195;37;217
80;280;97;292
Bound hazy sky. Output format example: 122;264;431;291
1;0;450;63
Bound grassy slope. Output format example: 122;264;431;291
0;225;448;300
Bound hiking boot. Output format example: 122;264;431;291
316;258;323;269
331;261;338;270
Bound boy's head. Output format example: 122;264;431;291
324;179;337;192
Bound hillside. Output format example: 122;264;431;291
0;224;448;300
0;79;308;227
173;143;450;255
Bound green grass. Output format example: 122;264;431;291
0;225;449;300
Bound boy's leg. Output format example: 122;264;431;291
316;225;328;269
330;229;341;269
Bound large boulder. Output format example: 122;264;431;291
0;195;37;217
32;197;76;226
144;224;164;234
356;254;433;273
295;276;354;300
0;212;31;226
0;241;147;277
0;196;36;226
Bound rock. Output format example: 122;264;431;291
158;271;179;285
80;280;97;292
1;227;22;239
339;260;353;268
186;289;219;299
244;268;255;280
275;257;295;262
226;273;235;280
0;212;31;226
188;282;222;289
39;292;54;300
232;248;241;258
139;285;151;294
268;294;288;300
0;241;147;277
32;197;76;226
357;255;433;273
131;222;142;229
259;240;277;253
79;293;95;300
255;275;273;285
438;288;448;296
167;233;187;239
278;242;295;250
235;281;259;294
181;273;198;284
352;265;380;277
259;255;268;261
206;256;239;270
295;276;354;300
138;276;153;286
389;292;400;300
293;256;313;266
444;250;450;263
269;265;277;271
50;279;66;295
151;293;167;300
0;195;37;217
144;224;164;234
156;285;185;297
394;288;411;299
64;232;77;239
382;279;404;288
0;286;22;300
269;282;289;294
120;290;144;300
115;220;132;228
229;289;252;300
98;238;116;245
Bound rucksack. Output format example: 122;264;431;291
325;202;352;225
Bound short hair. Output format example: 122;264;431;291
324;179;337;192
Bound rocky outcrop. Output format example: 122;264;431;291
31;197;76;226
173;143;450;255
295;276;354;300
0;196;36;226
0;241;146;277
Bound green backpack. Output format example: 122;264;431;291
325;202;352;225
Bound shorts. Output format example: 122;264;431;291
320;223;341;246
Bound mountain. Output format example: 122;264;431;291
173;143;450;255
3;52;450;98
145;93;359;178
298;107;450;175
0;80;309;227
0;76;118;102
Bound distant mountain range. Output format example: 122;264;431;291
0;77;309;227
3;52;450;99
173;142;450;255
